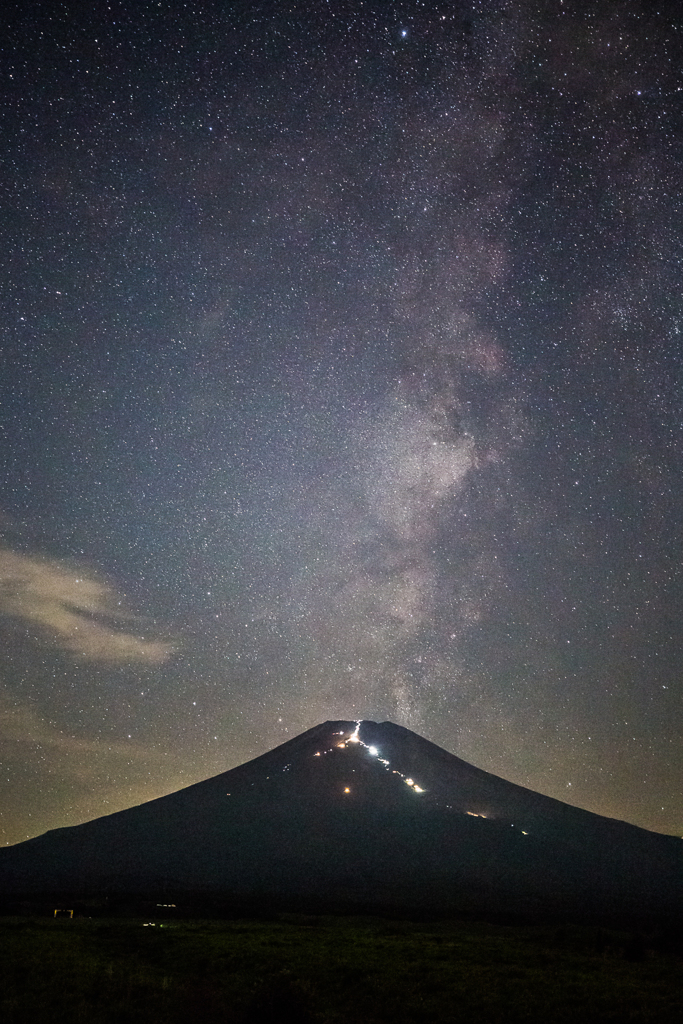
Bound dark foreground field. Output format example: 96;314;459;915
2;912;682;1023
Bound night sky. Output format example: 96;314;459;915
2;0;682;847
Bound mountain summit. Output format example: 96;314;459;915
1;720;681;921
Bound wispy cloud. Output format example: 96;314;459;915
0;699;192;844
0;547;175;663
0;701;171;765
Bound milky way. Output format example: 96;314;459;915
1;1;682;845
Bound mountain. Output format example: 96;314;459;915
1;720;682;922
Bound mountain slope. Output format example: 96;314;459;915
1;720;681;921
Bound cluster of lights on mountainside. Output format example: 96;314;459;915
223;723;530;833
222;721;540;838
313;723;531;836
224;721;428;801
325;721;426;795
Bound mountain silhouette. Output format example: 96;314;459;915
1;720;681;922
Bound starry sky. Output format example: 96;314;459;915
1;0;682;847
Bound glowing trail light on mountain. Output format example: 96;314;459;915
316;722;428;796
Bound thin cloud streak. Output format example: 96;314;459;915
0;702;173;764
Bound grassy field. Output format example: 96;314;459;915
1;911;682;1022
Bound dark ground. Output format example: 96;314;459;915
2;908;682;1023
